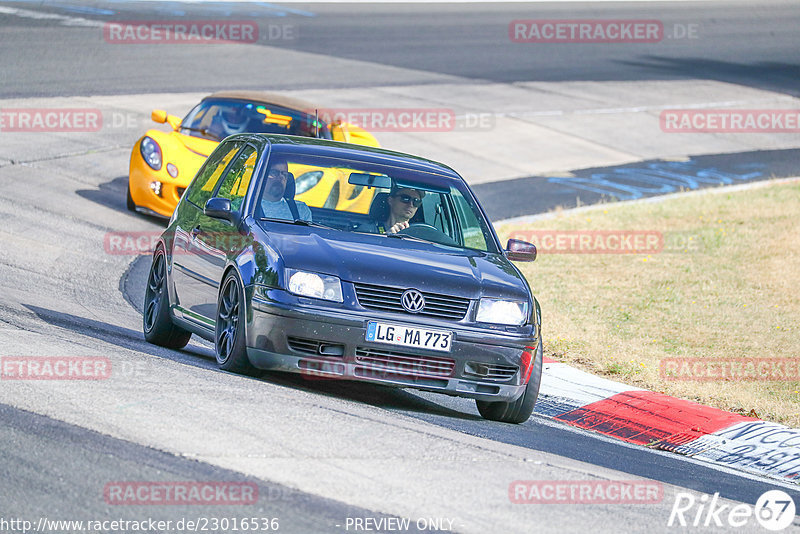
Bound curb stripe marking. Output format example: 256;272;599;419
537;362;644;411
553;390;754;446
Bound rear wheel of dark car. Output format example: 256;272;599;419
215;271;258;376
126;183;136;212
476;338;543;424
143;248;192;349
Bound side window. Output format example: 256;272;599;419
185;141;243;208
452;188;489;251
216;144;259;211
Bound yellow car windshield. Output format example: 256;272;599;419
180;99;331;142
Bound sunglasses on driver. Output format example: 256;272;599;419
394;194;422;207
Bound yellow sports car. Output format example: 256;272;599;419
291;163;381;213
127;90;380;218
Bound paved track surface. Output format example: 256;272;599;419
1;403;418;533
1;1;798;98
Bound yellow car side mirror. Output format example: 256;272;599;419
151;109;182;130
151;109;168;123
341;123;381;148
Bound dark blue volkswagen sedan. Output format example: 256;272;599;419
143;134;542;423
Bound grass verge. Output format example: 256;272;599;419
497;179;800;427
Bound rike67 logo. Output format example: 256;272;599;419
668;490;796;531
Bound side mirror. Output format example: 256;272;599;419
341;122;381;148
204;197;236;223
328;122;345;142
151;109;182;130
506;239;536;262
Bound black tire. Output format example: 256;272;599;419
476;338;543;424
215;271;258;375
126;183;136;212
143;248;192;349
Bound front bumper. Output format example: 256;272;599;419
129;151;193;218
246;290;538;402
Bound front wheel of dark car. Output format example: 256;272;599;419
143;248;192;349
476;339;543;424
215;271;258;376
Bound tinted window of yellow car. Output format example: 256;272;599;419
217;144;259;211
185;141;243;208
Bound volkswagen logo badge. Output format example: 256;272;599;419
401;289;425;313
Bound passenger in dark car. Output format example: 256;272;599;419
259;158;312;222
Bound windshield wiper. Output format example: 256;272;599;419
180;127;221;141
385;232;430;244
259;218;336;231
386;232;462;249
289;219;337;230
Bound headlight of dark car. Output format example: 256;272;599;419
286;269;343;302
140;136;162;170
476;298;529;326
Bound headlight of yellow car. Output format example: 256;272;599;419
140;136;162;170
294;171;324;194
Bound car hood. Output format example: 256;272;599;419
259;223;529;300
172;132;218;158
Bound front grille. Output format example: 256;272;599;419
464;362;518;382
355;347;455;378
353;283;470;321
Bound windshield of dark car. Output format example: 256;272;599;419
180;99;331;141
255;152;499;253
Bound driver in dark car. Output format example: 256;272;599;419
377;186;425;234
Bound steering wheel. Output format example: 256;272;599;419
397;223;458;246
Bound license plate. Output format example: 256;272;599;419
365;321;452;352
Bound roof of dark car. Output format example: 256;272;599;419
244;134;462;180
204;91;317;114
